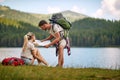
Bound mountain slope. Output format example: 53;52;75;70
0;17;47;47
0;6;44;26
0;5;88;26
61;10;88;21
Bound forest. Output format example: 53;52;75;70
0;18;47;47
70;18;120;47
0;17;120;47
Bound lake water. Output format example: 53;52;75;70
0;48;120;69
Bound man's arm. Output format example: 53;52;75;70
41;34;54;42
45;32;60;48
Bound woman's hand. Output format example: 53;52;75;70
41;40;45;42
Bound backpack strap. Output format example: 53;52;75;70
52;23;55;33
52;23;66;40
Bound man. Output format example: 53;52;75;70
38;20;66;67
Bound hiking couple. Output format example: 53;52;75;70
21;13;71;67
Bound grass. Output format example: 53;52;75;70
0;64;120;80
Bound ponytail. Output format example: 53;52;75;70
22;35;28;52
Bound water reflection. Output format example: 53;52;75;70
64;48;120;69
100;48;120;69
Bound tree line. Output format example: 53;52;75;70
0;17;120;47
0;18;48;47
70;18;120;47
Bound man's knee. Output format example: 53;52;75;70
59;45;64;50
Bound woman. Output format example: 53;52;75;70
21;32;49;66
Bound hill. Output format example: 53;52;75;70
0;5;47;26
0;17;47;47
0;5;88;26
71;18;120;47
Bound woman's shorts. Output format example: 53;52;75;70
21;57;32;65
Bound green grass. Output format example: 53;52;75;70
0;64;120;80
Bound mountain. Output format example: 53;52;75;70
60;10;88;22
0;5;88;26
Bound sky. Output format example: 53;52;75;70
0;0;120;20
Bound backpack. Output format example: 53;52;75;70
49;13;71;30
49;13;72;38
2;57;25;66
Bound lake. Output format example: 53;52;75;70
0;48;120;69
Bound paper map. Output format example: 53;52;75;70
34;40;51;46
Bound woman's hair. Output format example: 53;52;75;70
22;32;34;52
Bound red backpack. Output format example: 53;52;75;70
2;57;25;66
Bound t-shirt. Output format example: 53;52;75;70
48;24;64;37
21;41;35;59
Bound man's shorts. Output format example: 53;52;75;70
59;39;66;48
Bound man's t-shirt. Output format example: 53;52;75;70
48;24;64;38
48;24;66;47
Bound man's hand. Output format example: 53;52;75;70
44;44;51;48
